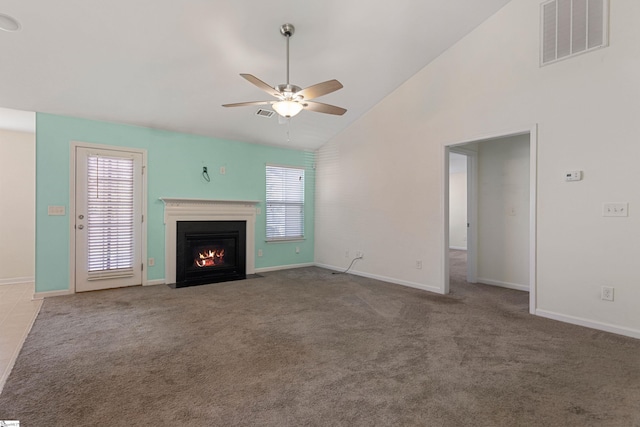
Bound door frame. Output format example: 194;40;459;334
69;141;148;293
442;125;538;314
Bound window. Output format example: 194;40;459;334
87;154;135;277
266;165;305;241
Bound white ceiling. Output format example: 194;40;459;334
0;0;512;150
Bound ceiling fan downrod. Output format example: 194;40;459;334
280;23;294;86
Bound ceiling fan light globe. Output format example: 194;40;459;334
273;100;303;118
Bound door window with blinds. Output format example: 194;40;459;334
266;165;305;241
74;146;143;292
86;154;136;279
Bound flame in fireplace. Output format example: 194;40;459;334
195;248;225;268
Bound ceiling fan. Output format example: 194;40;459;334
222;23;346;118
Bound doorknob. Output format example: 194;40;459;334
78;214;84;219
77;225;84;230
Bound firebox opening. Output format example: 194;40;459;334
176;221;246;288
194;246;225;268
190;236;236;270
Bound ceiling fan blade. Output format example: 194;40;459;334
303;101;347;116
222;101;273;108
297;80;343;100
240;74;281;97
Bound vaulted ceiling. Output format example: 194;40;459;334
0;0;512;150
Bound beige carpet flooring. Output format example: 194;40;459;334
0;259;639;426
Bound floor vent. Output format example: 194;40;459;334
541;0;609;66
255;109;274;118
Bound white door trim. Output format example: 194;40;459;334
69;141;148;293
443;125;538;314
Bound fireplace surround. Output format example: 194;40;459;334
160;198;259;286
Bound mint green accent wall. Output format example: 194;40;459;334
35;113;315;292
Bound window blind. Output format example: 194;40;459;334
266;165;305;241
86;155;135;279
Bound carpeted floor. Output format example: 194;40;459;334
1;259;639;426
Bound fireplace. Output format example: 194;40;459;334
160;198;258;286
176;220;246;287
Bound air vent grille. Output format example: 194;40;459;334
541;0;608;66
256;109;275;118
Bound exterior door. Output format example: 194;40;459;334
74;146;143;292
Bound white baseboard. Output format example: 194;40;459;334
536;309;640;340
0;276;34;286
0;297;42;395
449;246;467;251
145;279;166;286
33;289;73;300
255;262;315;274
314;263;444;294
477;277;529;292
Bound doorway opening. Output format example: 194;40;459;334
444;127;537;314
448;150;473;286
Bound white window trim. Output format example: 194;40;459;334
265;164;305;242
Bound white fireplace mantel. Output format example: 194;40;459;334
160;198;260;284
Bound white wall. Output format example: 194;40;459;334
0;129;35;284
449;153;467;250
477;135;529;289
315;0;640;337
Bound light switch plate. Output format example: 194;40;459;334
48;205;65;216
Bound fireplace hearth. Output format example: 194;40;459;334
176;220;246;288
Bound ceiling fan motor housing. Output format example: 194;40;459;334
276;84;303;100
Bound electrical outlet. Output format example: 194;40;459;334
416;260;423;270
148;258;155;266
356;251;364;259
345;250;350;259
258;249;263;257
565;170;582;182
295;246;300;254
601;286;614;301
603;203;628;217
